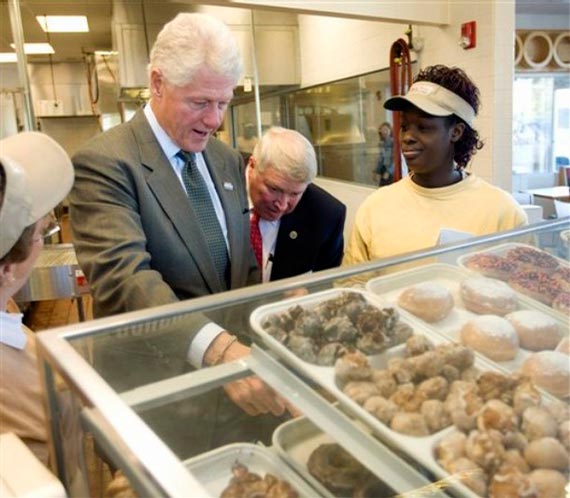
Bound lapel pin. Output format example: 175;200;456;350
223;182;234;191
289;230;298;240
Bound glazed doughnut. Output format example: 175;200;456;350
306;443;371;497
460;315;519;362
508;270;562;306
521;351;570;398
552;291;570;314
397;282;454;323
460;276;518;316
505;246;560;272
464;252;518;281
505;310;562;351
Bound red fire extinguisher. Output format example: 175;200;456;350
389;39;412;182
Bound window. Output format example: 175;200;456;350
513;74;570;174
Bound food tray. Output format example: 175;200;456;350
365;263;569;373
250;288;492;498
457;242;570;320
250;287;450;379
183;443;319;497
272;416;398;498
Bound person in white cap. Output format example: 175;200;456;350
0;131;74;464
344;65;527;267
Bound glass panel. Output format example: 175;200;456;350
230;67;403;187
513;73;570;174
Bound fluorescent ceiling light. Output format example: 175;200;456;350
0;53;18;63
36;15;89;33
10;43;55;54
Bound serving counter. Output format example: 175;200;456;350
36;218;570;498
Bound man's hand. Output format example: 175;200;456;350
205;333;300;417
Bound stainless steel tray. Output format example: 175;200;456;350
183;442;320;497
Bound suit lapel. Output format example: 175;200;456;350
131;111;222;293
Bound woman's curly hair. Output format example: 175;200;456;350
415;65;484;169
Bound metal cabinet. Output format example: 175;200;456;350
37;218;569;498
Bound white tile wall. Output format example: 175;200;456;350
297;1;517;191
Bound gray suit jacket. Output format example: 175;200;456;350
70;109;259;323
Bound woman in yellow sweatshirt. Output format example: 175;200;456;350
343;65;527;266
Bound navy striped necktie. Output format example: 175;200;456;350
177;150;229;290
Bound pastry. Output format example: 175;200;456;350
363;396;398;424
464;252;518;280
528;469;567;498
505;245;560;272
552;291;570;314
460;315;519;361
508;270;562;306
476;399;518;434
460;276;518;315
220;463;299;498
488;466;537;498
505;310;562;351
524;437;569;470
555;336;570;355
443;457;487;497
521;406;558;441
521;351;570;398
390;412;429;436
398;282;454;323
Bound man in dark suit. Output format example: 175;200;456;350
248;127;346;282
69;13;290;456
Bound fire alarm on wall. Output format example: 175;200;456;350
460;21;476;50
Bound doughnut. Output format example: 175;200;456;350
460;315;519;362
528;469;567;498
460;276;518;316
397;282;454;322
307;443;375;497
220;463;299;498
552;291;570;314
508;270;562;306
488;466;537;498
521;351;570;398
552;266;570;292
555;336;570;355
505;310;562;351
464;252;518;280
505;246;560;272
524;437;570;470
521;406;558;441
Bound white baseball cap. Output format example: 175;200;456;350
0;132;74;259
384;81;475;127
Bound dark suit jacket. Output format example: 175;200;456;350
70;109;259;321
270;184;346;281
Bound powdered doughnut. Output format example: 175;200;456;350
460;315;519;361
460;276;518;316
464;252;517;280
505;310;562;351
521;351;570;398
398;282;454;323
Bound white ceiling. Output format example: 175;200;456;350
1;0;569;63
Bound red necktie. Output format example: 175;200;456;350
250;210;263;272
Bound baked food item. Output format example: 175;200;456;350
505;310;562;351
460;276;518;316
528;469;567;498
508;270;562;306
464;252;518;280
460;315;519;361
552;266;570;292
555;337;570;355
523;437;570;470
220;463;299;498
521;351;570;398
398;282;454;322
505;246;560;272
552;291;570;314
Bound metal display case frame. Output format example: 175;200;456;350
37;218;569;498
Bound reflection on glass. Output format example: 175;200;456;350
230;67;414;186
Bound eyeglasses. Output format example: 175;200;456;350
33;215;61;243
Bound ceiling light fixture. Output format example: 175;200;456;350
10;43;55;54
36;15;89;33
